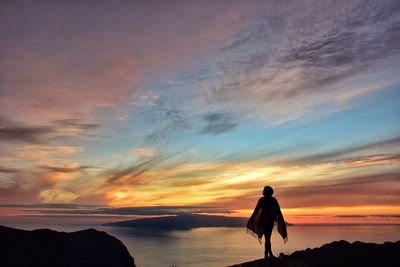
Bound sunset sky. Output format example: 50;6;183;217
1;0;399;225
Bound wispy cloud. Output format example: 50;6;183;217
39;188;78;203
143;99;190;143
0;0;251;134
0;117;99;144
0;203;100;209
335;214;400;218
134;0;400;145
53;119;99;132
279;136;400;165
205;0;400;124
0;203;233;216
278;171;400;208
129;148;156;158
39;165;98;173
200;112;238;135
0;118;53;144
0;166;19;174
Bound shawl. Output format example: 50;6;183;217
246;207;288;244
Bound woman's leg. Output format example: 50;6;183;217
263;222;274;258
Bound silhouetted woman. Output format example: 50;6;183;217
247;186;287;259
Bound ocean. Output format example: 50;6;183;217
3;223;400;267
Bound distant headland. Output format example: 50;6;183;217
104;214;293;230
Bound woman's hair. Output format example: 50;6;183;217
263;186;274;196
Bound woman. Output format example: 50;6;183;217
247;186;287;259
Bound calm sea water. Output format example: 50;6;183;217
3;223;400;267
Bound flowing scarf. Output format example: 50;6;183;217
247;208;288;244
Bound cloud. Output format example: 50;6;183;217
103;156;166;186
0;203;99;209
63;145;400;208
0;160;95;206
0;166;19;174
0;168;55;204
138;0;400;142
280;136;400;165
200;112;238;135
41;205;233;216
39;165;98;173
143;98;191;143
0;0;252;133
205;0;400;124
0;203;233;216
53;119;98;129
0;117;99;144
333;154;400;168
170;178;215;187
0;145;84;170
335;214;400;218
0;122;53;144
278;171;400;208
39;188;78;203
1;0;399;217
129;148;156;158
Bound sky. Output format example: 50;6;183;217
0;0;399;225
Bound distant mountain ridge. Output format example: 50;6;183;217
105;214;247;230
0;225;135;267
104;214;293;230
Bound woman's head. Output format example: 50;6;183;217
263;186;274;196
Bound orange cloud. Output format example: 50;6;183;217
129;148;156;158
39;188;78;203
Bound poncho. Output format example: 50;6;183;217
246;197;288;243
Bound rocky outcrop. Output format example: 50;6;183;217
288;240;399;267
229;258;308;267
0;225;135;267
230;240;400;267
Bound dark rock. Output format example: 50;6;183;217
289;239;400;267
230;240;400;267
229;258;309;267
0;225;135;267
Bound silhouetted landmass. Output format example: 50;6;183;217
105;214;293;230
230;240;400;267
0;225;135;267
230;258;308;267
